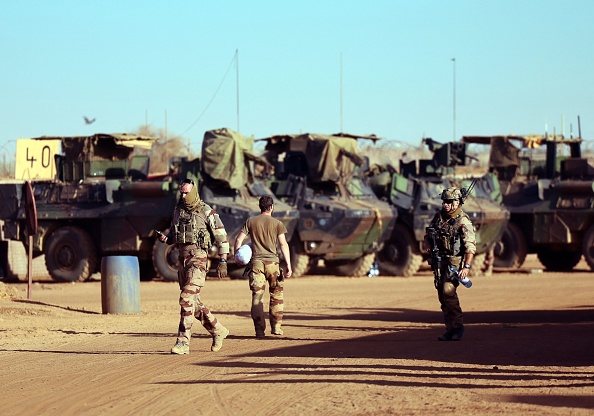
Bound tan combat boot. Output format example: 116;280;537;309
211;327;230;352
171;342;190;354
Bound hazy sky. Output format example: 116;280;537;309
1;1;593;155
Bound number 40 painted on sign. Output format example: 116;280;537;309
16;139;61;180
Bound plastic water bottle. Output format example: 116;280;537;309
368;261;379;277
449;266;472;288
373;261;379;277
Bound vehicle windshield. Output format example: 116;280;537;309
248;180;275;197
347;177;377;198
422;180;450;201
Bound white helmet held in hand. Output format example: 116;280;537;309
234;243;253;266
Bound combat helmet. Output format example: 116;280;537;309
441;186;462;201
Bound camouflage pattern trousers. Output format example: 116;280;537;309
248;259;284;334
437;260;463;332
176;244;225;345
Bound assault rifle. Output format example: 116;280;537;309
427;225;473;289
426;226;442;289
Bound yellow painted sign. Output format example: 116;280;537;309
15;139;62;180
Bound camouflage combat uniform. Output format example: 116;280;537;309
240;214;288;338
426;188;476;339
165;186;230;350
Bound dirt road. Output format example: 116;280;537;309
1;255;593;415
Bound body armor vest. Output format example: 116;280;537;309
435;213;466;257
174;208;211;249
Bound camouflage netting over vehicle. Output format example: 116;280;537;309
366;138;509;277
154;128;299;280
54;133;157;160
201;128;262;189
261;133;368;183
463;131;594;272
258;133;396;277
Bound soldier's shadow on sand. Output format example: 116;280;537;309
164;305;594;411
216;305;594;367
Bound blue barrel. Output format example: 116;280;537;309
101;256;141;314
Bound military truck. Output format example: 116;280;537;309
366;138;510;277
152;128;299;280
462;132;594;271
0;130;298;282
257;133;397;277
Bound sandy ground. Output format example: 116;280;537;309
1;255;593;416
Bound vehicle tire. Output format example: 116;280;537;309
139;259;156;281
582;225;594;271
327;253;376;277
44;226;97;282
536;249;582;271
0;241;18;282
152;238;179;281
228;264;248;280
290;237;310;277
376;223;423;277
493;222;527;268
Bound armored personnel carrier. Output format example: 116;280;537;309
366;138;509;277
462;132;594;271
0;130;298;282
152;128;299;280
257;133;397;277
0;133;174;282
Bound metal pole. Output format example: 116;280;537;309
236;49;240;132
27;234;33;299
452;57;456;141
340;52;343;132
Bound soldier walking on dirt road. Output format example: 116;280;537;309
234;195;292;339
424;187;476;341
157;178;230;354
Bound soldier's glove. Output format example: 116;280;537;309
216;260;228;279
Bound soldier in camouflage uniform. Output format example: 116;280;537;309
424;187;476;341
234;195;292;338
158;178;230;354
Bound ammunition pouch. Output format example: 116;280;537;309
197;228;211;251
174;209;210;247
174;210;198;244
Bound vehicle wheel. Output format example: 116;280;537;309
582;225;594;271
152;238;179;281
536;249;582;271
493;222;527;268
228;264;248;280
44;226;97;282
326;253;376;277
139;259;156;281
0;241;18;282
376;223;423;277
290;238;310;277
